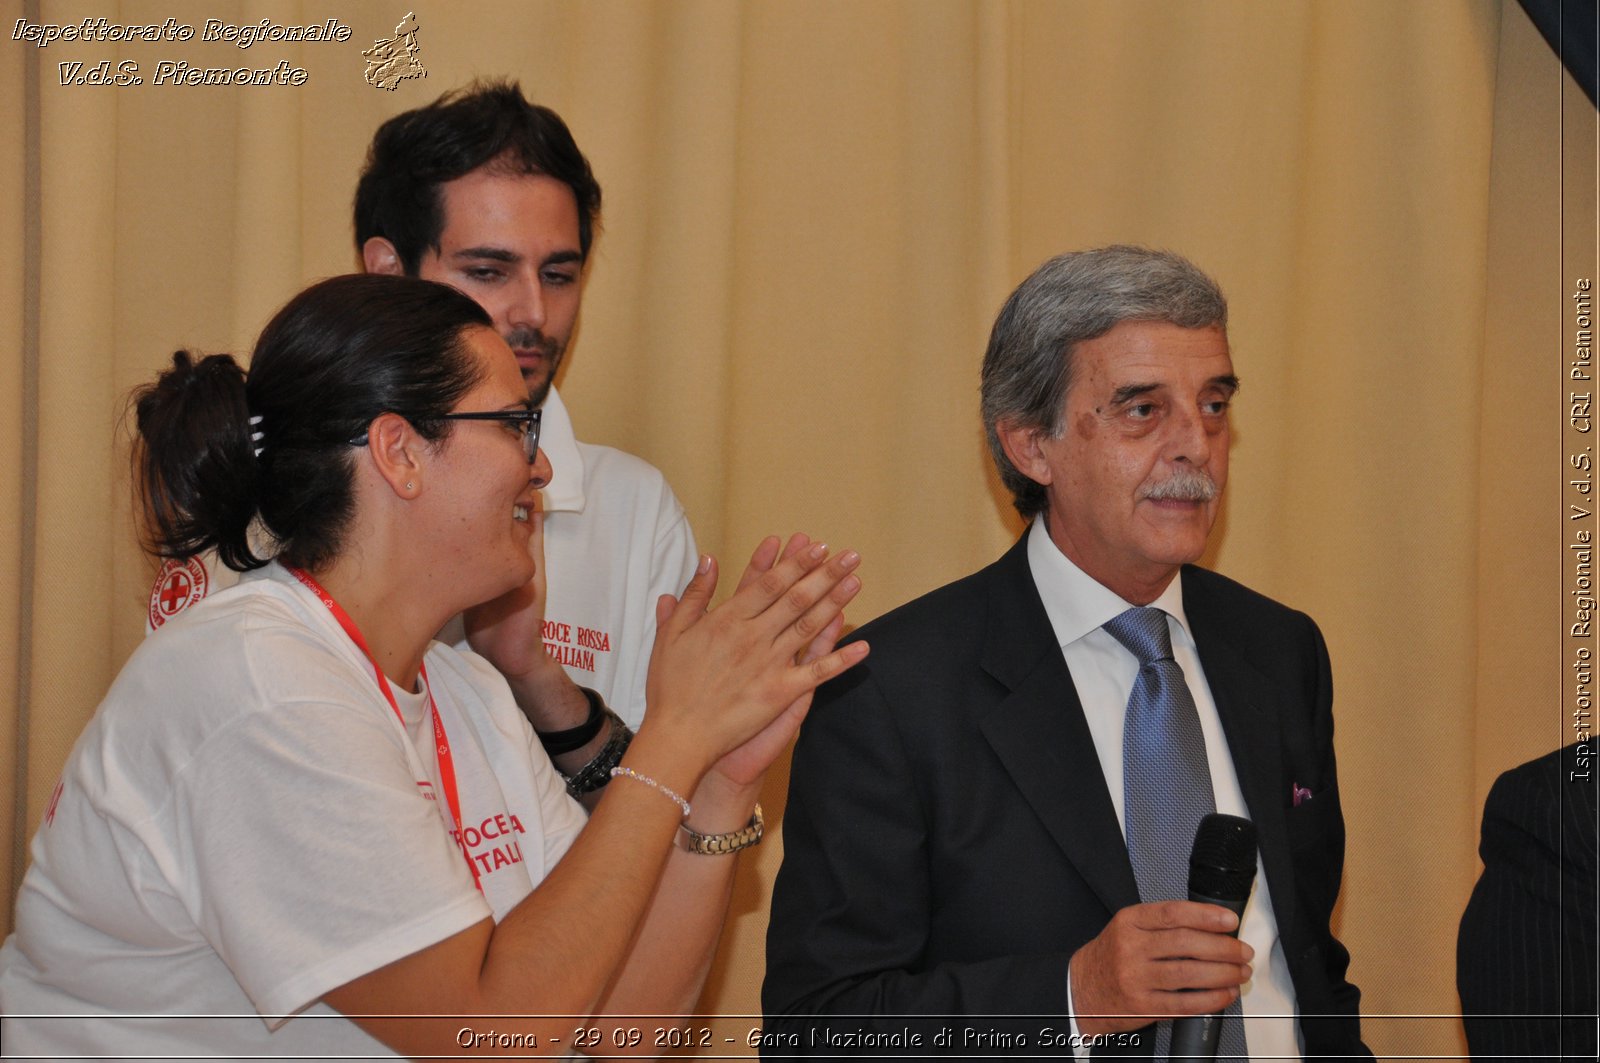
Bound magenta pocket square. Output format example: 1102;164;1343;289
1292;783;1313;807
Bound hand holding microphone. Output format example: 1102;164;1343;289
1170;813;1258;1059
1067;815;1257;1041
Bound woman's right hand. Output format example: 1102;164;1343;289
634;535;867;782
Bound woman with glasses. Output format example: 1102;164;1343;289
0;273;868;1056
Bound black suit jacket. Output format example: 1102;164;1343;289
1457;743;1599;1060
763;536;1368;1059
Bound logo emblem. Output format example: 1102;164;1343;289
148;556;210;629
363;12;426;91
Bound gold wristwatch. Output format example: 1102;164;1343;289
676;804;764;855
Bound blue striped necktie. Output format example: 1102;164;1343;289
1103;606;1248;1061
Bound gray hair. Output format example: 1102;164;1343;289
980;245;1228;518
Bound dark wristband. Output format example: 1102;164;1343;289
563;708;634;797
536;687;606;755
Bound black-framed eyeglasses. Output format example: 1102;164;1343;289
349;408;542;463
438;408;542;462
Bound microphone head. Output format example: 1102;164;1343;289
1188;813;1258;902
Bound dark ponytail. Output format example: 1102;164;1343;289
132;274;493;573
133;350;267;571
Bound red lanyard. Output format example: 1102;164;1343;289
287;567;482;893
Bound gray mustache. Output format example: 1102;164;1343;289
1142;467;1218;502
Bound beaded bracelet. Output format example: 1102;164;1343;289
609;766;691;818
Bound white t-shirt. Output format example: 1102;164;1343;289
1;563;587;1057
147;389;698;729
456;387;699;728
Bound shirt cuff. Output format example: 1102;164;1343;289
1064;960;1093;1061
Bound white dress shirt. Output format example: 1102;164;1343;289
1027;518;1302;1060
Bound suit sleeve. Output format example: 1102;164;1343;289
1291;615;1370;1060
1457;746;1599;1061
762;662;1076;1053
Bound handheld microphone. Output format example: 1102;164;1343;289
1169;813;1257;1060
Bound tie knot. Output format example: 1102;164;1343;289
1103;607;1174;666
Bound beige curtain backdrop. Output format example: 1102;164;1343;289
3;0;1593;1058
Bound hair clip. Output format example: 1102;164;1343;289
248;414;264;458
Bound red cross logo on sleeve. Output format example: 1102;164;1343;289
148;557;210;629
160;570;191;609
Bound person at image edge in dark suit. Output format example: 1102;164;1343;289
763;247;1370;1060
1458;742;1599;1060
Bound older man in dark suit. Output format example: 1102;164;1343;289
764;247;1369;1059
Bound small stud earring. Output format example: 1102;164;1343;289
405;482;415;491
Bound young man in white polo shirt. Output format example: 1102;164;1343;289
149;81;697;785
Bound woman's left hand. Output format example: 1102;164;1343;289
674;534;847;794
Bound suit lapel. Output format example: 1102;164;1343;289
1185;569;1297;937
975;539;1140;916
970;548;1300;927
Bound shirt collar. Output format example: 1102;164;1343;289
1025;514;1193;649
536;387;587;514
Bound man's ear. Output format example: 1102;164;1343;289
362;237;405;277
995;419;1054;488
364;412;424;498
